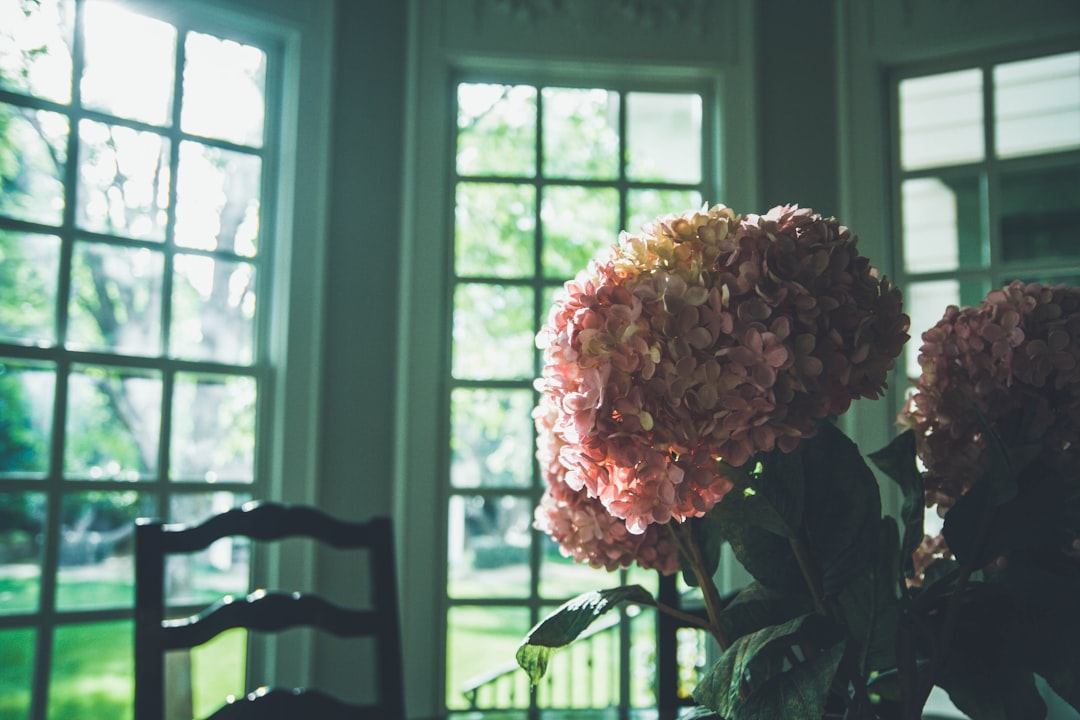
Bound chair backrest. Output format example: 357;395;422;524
133;501;405;720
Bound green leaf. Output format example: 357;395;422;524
868;429;925;575
717;512;805;594
938;637;1047;720
718;580;813;642
1002;568;1080;714
716;422;883;596
735;643;845;720
1029;615;1080;715
942;458;1067;567
755;442;806;534
797;421;883;595
707;476;804;593
709;482;796;539
694;613;845;720
836;516;901;674
515;585;655;684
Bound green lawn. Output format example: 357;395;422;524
446;603;659;712
0;577;246;720
2;572;660;718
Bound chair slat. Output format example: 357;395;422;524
162;591;378;649
157;502;381;553
204;687;376;720
133;502;405;720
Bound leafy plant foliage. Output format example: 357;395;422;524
518;419;1080;719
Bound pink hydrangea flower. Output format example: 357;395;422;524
534;395;680;574
900;280;1080;508
535;204;909;540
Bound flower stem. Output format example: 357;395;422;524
788;534;826;615
911;507;996;717
790;534;874;718
668;522;730;650
653;601;714;632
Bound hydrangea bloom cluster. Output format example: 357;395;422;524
900;280;1080;508
534;395;680;574
534;203;909;564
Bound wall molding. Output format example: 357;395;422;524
447;0;734;65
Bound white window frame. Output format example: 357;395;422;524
0;0;334;715
835;0;1080;474
395;1;758;715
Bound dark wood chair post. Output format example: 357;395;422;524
370;516;406;718
133;518;166;720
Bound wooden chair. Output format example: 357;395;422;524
133;501;405;720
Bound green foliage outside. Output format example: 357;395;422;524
0;7;261;718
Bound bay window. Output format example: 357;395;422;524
0;0;331;717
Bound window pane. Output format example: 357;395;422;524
1000;164;1080;263
55;491;152;610
542;87;619;179
166;492;251;606
541;186;619;279
901;176;984;273
675;626;708;704
904;279;961;379
627;188;703;238
182;32;267;148
175;142;262;256
0;0;74;103
455;182;535;278
900;69;984;170
64;365;161;480
447;606;531;710
626;92;702;183
629;607;660;708
189;628;247;718
80;0;176;126
170;373;256;482
0;103;68;226
0;628;35;718
0;492;46;613
539;535;623;600
452;283;535;380
451;388;533;489
77;120;170;241
0;360;54;477
447;494;532;599
457;83;537;177
995;52;1080;158
534;604;625;710
624;562;661;597
0;231;60;346
171;254;256;364
49;620;133;719
67;242;164;356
